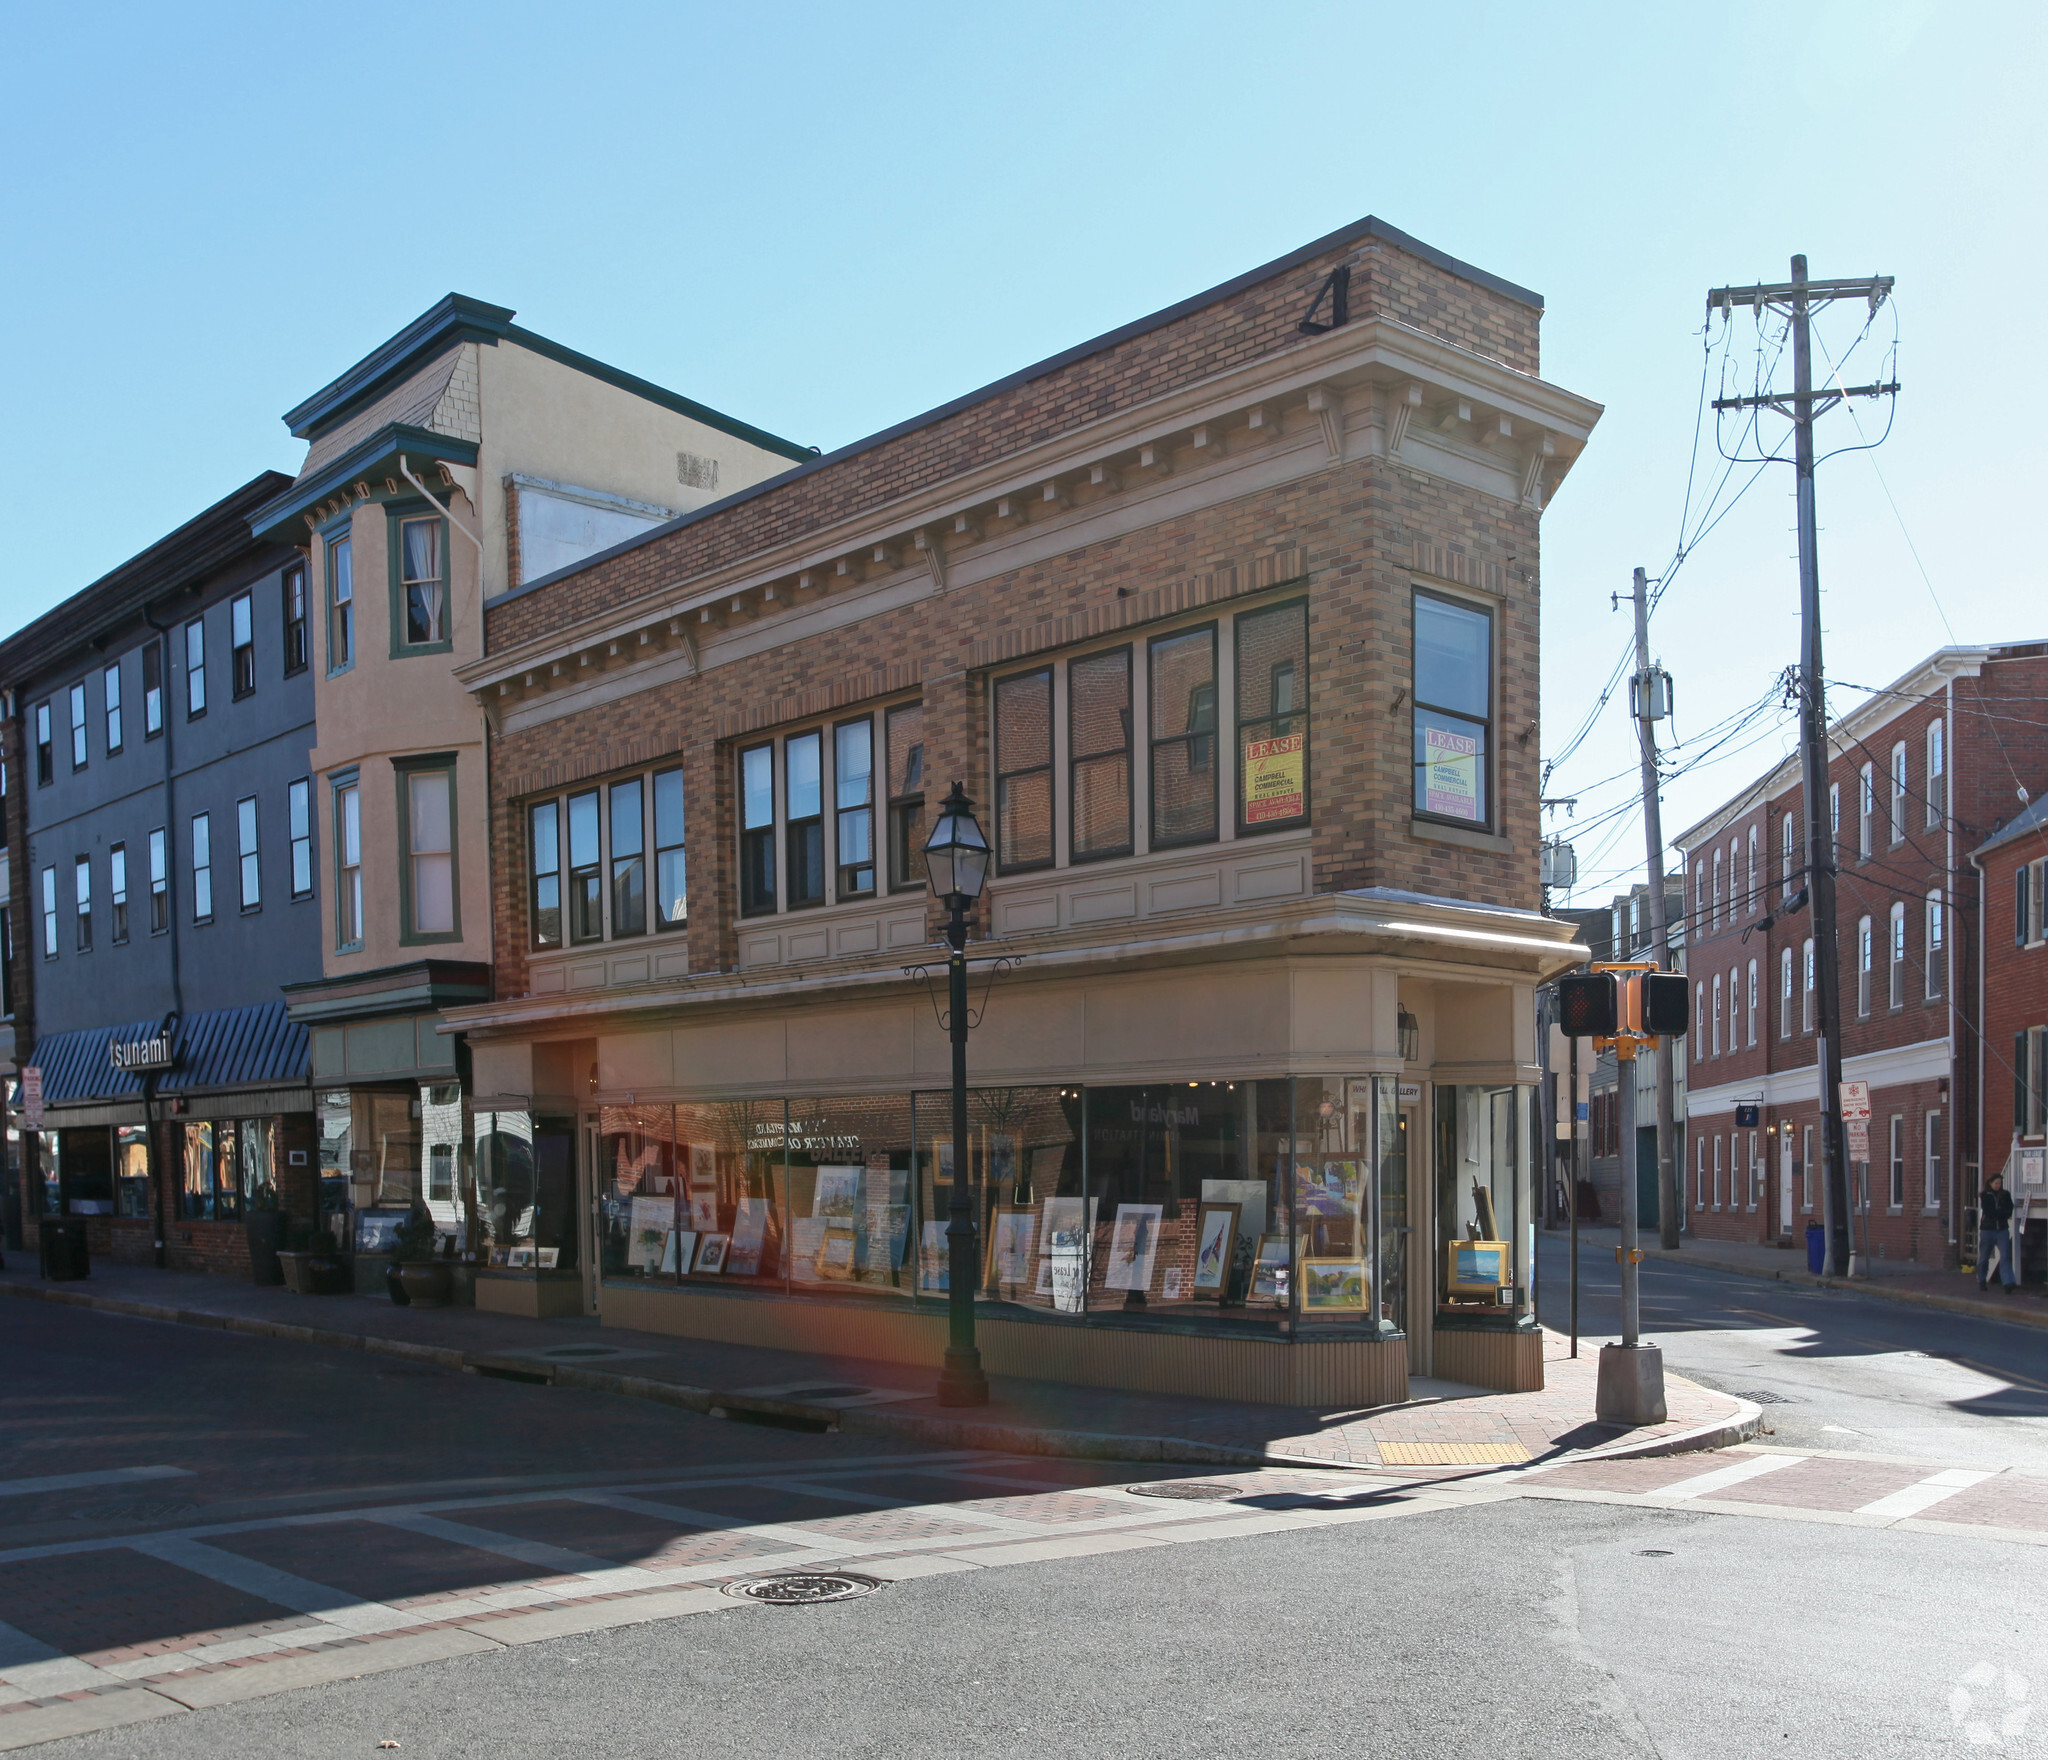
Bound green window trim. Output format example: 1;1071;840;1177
322;514;356;677
385;501;453;658
394;753;462;946
331;767;364;953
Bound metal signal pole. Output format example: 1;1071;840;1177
1629;566;1682;1250
1706;256;1896;1278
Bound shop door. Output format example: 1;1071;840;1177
1405;1104;1431;1378
1779;1131;1795;1235
580;1117;602;1317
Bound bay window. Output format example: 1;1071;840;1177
401;764;456;939
1411;590;1487;827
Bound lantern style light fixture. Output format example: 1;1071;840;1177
923;783;992;902
1398;1008;1421;1063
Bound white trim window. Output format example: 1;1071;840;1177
185;617;207;718
1780;947;1793;1040
1925;719;1945;828
1746;957;1758;1047
40;866;56;958
1857;915;1874;1017
335;780;362;950
104;662;122;754
1712;973;1723;1057
1888;900;1906;1010
191;812;212;922
1889;742;1908;847
237;796;260;911
1712;849;1723;932
289;779;313;899
1888;1114;1906;1209
1728;963;1739;1053
1858;762;1874;860
1926;890;1944;998
1802;1125;1814;1211
1924;1110;1944;1211
1781;811;1796;900
1747;826;1759;918
530;762;692;948
1802;938;1816;1032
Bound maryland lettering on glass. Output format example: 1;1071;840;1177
653;767;686;929
231;592;255;698
995;667;1053;872
886;703;927;891
1411;590;1490;827
530;800;562;948
1237;599;1309;833
739;745;775;916
1070;646;1133;862
568;788;603;941
1149;625;1218;848
609;777;646;937
785;730;825;908
835;719;875;897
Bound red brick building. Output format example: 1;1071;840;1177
1970;791;2048;1275
438;216;1602;1400
1675;642;2048;1268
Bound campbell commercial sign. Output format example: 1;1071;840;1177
109;1029;176;1074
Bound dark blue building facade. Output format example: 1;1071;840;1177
2;475;326;1273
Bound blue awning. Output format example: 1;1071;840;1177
31;1002;309;1107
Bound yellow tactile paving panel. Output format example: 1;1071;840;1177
1378;1442;1532;1465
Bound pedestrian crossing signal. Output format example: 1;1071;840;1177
1556;973;1618;1038
1640;972;1689;1036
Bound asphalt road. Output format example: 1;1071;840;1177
1535;1229;2048;1469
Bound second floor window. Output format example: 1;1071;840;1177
41;866;56;958
185;618;206;718
569;788;602;940
786;731;825;908
74;856;91;952
887;702;926;891
740;746;775;916
1802;938;1816;1032
1857;763;1874;860
231;593;255;698
1070;647;1133;861
329;535;355;672
1926;719;1945;827
531;800;562;948
397;515;447;648
289;779;313;898
994;670;1053;872
404;766;456;938
1857;915;1873;1016
110;842;128;944
34;702;51;785
143;642;163;737
1412;591;1486;828
1926;891;1944;998
1150;626;1218;849
530;767;686;948
238;796;260;910
149;828;167;933
104;663;122;755
69;683;86;769
1889;901;1906;1008
654;767;686;929
284;568;309;675
1780;947;1793;1039
1889;743;1907;846
335;781;362;948
609;778;645;937
835;719;874;897
191;813;213;921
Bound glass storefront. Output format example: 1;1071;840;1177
321;1081;479;1253
578;1075;1536;1338
473;1109;577;1269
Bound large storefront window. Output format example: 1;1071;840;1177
116;1124;150;1218
1434;1084;1532;1318
475;1110;578;1269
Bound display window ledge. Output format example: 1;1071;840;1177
598;1275;1403;1345
1432;1309;1538;1334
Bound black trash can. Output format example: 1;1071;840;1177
245;1209;287;1286
40;1218;89;1281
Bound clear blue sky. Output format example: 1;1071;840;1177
4;0;2040;891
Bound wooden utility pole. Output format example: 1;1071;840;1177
1628;565;1682;1250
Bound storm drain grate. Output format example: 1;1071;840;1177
1126;1481;1244;1501
1735;1390;1796;1404
721;1571;883;1605
72;1499;199;1523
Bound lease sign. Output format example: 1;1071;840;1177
1423;725;1481;820
1243;733;1305;823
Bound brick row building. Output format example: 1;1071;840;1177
1674;642;2048;1271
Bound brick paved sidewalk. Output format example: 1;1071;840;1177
0;1260;1751;1472
1562;1225;2048;1331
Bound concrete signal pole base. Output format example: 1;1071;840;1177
1596;1343;1668;1427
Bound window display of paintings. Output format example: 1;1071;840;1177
726;1196;771;1276
918;1219;949;1291
1251;1233;1290;1305
628;1194;673;1273
1300;1258;1368;1311
660;1230;696;1275
1190;1201;1240;1297
1103;1203;1163;1293
985;1208;1036;1290
693;1233;729;1273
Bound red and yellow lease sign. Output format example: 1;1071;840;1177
1242;732;1305;823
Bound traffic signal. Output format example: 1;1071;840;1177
1641;972;1689;1036
1556;972;1618;1037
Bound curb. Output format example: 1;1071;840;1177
1636;1246;2048;1333
0;1278;1754;1474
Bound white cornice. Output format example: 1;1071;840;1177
461;316;1603;707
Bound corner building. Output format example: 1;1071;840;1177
447;219;1601;1400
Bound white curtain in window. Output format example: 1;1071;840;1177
409;770;454;933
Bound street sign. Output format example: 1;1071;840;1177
21;1066;42;1131
1735;1103;1761;1128
1838;1080;1872;1122
1846;1119;1871;1161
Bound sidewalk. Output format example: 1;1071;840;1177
1560;1225;2048;1330
0;1259;1752;1473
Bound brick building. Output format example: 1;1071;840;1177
437;215;1602;1402
1675;641;2048;1269
1970;793;2048;1277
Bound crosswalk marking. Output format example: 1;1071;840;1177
0;1465;190;1499
1853;1467;1993;1521
1647;1452;1806;1500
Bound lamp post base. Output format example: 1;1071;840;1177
1595;1343;1667;1427
936;1346;990;1407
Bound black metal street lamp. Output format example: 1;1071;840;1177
925;781;993;1407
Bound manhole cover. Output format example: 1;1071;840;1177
776;1385;873;1400
73;1498;199;1523
721;1571;883;1605
1126;1481;1244;1501
1735;1390;1796;1404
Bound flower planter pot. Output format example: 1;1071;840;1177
398;1262;453;1308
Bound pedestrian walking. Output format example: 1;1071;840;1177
1978;1173;2018;1294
